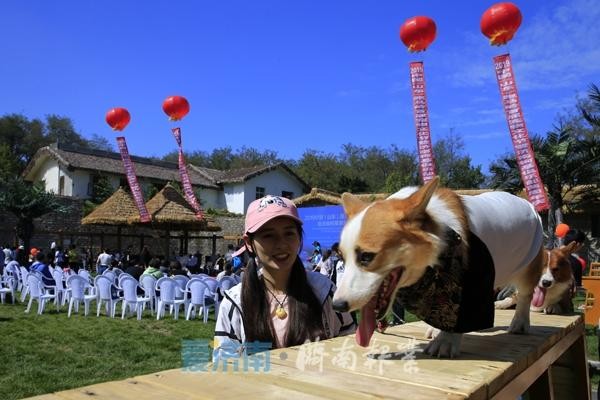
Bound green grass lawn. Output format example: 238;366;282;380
0;300;215;400
1;294;598;399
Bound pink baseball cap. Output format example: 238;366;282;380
232;246;246;258
244;195;302;234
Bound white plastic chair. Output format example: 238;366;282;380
119;275;150;320
172;275;190;302
77;269;92;284
155;277;186;320
0;276;17;304
102;270;117;282
19;266;29;294
219;276;238;293
24;274;56;314
185;278;215;322
139;274;157;315
51;269;70;308
202;277;220;316
94;275;122;318
66;275;96;317
112;267;124;276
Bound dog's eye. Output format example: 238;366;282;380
357;251;376;267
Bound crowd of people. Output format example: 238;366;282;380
1;241;248;286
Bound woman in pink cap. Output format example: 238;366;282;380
213;195;355;359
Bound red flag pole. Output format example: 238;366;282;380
116;137;151;223
493;54;549;211
171;127;204;219
409;61;436;184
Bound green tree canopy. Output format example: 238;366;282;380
0;177;69;250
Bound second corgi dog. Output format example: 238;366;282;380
496;243;576;314
332;177;545;358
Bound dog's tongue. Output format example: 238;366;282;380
531;286;546;308
356;298;376;347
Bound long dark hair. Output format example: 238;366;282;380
241;225;325;348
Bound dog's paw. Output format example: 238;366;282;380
508;317;530;334
494;298;515;310
424;331;462;358
425;326;440;339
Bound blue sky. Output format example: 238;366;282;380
2;0;599;172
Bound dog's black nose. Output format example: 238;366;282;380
332;300;349;312
542;279;553;288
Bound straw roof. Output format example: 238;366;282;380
293;188;342;207
293;187;501;208
81;187;139;225
128;183;221;231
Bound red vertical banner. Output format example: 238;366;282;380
115;137;151;223
171;128;204;219
493;54;550;211
409;61;436;184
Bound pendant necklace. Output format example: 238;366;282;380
265;286;288;319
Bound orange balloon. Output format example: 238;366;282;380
105;107;131;131
555;223;570;238
399;16;437;52
162;95;190;121
480;2;522;46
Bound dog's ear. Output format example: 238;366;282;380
560;241;580;255
404;176;439;217
341;192;368;218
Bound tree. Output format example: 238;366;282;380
292;150;343;192
0;114;46;173
0;113;112;177
45;114;88;148
87;134;114;152
433;130;485;189
0;178;69;251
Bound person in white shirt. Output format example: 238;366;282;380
96;249;113;275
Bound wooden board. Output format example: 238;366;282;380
25;310;585;400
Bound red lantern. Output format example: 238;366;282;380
481;2;522;46
399;16;437;53
105;107;131;131
162;95;190;121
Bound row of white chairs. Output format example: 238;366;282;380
1;265;241;323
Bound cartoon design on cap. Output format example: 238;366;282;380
258;195;287;211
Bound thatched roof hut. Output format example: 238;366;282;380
81;187;139;225
129;183;221;232
293;187;498;208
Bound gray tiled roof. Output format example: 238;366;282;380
23;144;309;191
24;144;219;189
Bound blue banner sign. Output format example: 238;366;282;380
298;205;346;262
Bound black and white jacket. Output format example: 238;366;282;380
213;271;356;360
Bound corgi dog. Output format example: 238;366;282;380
496;243;576;314
332;177;545;358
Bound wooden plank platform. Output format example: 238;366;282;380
26;310;590;400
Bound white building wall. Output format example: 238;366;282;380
71;170;92;198
198;187;220;210
241;169;304;213
224;183;247;214
60;168;73;196
35;159;60;194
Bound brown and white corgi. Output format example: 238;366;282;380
496;243;576;314
332;177;546;358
